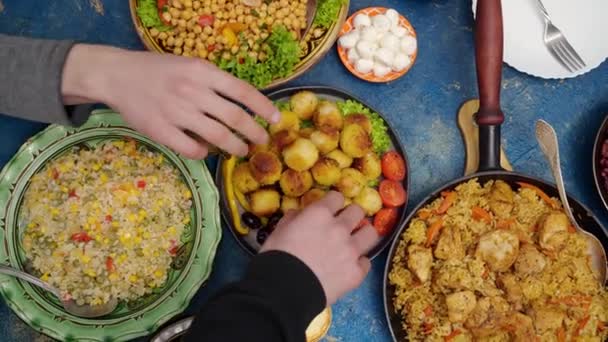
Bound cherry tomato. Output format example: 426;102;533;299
381;151;406;181
71;232;93;243
379;180;407;207
198;14;215;27
373;208;399;236
157;0;170;24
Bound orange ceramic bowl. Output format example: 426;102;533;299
337;7;418;83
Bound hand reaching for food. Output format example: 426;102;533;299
260;191;380;305
60;44;280;159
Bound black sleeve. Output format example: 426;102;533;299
185;251;326;342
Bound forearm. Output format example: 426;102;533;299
185;251;326;342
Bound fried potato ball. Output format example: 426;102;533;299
344;113;372;133
353;187;383;216
281;196;300;212
250;189;281;217
232;162;260;194
313;101;343;131
335;168;366;198
248;143;279;158
279;169;313;197
269;110;300;135
249;151;282;185
325;149;353;169
282;138;319;171
311;158;341;186
340;124;372;158
299;127;315;139
271;129;299;152
310;129;340;154
290;91;318;120
300;188;326;207
353;152;382;181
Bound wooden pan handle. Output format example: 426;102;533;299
475;0;504;126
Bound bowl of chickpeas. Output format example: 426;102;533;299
130;0;349;89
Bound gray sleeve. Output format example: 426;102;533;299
0;34;77;125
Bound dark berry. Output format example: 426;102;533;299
241;212;262;230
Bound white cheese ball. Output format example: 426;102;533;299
347;48;360;63
374;47;395;66
353;14;371;29
385;9;400;26
400;35;417;55
339;31;359;50
360;26;379;42
371;14;391;33
380;33;399;51
392;53;411;72
390;25;408;38
356;40;376;59
373;63;391;77
354;59;374;74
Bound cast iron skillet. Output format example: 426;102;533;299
215;86;410;259
382;1;608;340
592;115;608;211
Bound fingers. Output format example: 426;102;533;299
357;257;371;279
209;68;280;124
337;204;365;232
311;191;345;215
141;117;209;159
351;225;380;256
276;210;299;230
180;113;249;156
200;92;269;146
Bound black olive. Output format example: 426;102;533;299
256;229;269;245
266;211;283;232
241;212;262;230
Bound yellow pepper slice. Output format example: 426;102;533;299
223;157;248;235
221;27;238;47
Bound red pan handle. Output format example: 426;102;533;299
475;0;504;126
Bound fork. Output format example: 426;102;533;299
535;0;586;73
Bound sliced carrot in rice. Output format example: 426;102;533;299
444;329;461;342
435;191;456;215
423;305;433;317
556;326;566;342
568;225;576;233
497;218;516;229
471;206;491;223
516;182;557;208
574;316;590;337
425;218;444;247
418;209;432;220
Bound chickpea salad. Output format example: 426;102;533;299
136;0;345;87
223;90;408;249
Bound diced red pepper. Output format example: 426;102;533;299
198;14;214;27
52;168;59;180
68;189;79;198
168;239;179;255
137;180;146;189
106;256;115;272
71;232;92;243
105;215;113;222
207;44;216;52
238;57;245;64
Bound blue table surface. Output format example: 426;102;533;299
0;0;607;341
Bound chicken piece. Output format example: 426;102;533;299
446;291;477;323
249;151;282;185
532;308;564;334
498;274;523;310
514;244;546;276
434;261;473;292
232;162;260;194
279;169;313;197
501;312;535;342
344;113;372;133
465;297;491;329
299;127;315;139
300;188;326;207
340;124;372;158
434;226;465;260
282;138;319;171
407;245;433;283
313;101;343;131
325;149;353;169
249;189;281;217
488;180;515;218
290;91;318;120
335;168;366;198
353;187;383;216
538;211;569;253
475;230;520;272
311;158;341;186
248;143;279;158
353;152;382;181
466;296;511;336
271;130;299;152
269;110;300;135
281;196;300;212
310;129;340;154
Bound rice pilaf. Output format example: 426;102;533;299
20;140;192;306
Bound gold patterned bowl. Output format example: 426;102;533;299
128;0;349;90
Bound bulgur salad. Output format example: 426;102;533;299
20;140;192;306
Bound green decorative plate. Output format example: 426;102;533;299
0;109;222;341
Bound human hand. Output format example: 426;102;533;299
260;191;379;305
61;44;280;159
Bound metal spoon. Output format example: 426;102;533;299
0;264;118;318
301;0;318;41
535;119;607;285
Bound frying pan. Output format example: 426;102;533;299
382;0;608;340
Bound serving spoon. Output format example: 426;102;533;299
535;119;607;285
0;264;118;318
